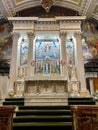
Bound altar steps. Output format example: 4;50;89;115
13;105;72;130
2;97;96;130
68;97;95;105
3;98;24;106
24;95;68;106
3;97;95;106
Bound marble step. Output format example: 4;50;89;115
24;94;68;106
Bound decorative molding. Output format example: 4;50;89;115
56;16;86;21
24;80;67;95
2;0;16;16
9;20;35;25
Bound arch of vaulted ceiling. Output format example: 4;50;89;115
0;0;98;21
10;0;81;13
15;5;79;17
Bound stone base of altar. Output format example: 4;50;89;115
24;94;68;106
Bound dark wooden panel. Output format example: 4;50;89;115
70;105;98;130
0;106;15;130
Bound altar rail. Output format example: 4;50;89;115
70;105;98;130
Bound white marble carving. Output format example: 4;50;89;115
68;64;80;97
17;66;25;79
71;65;77;81
14;80;24;97
9;16;88;100
25;81;67;95
69;81;80;97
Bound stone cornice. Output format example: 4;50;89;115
8;17;38;24
8;16;86;22
55;16;86;22
8;16;84;32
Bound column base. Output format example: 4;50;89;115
80;89;90;97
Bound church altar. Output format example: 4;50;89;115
8;16;89;105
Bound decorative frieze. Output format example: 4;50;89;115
12;20;35;24
25;81;67;95
35;22;59;31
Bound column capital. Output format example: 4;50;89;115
59;31;67;36
27;32;35;39
74;31;82;36
11;32;20;39
59;31;67;42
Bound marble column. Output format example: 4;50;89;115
27;32;35;77
59;32;67;75
74;31;87;91
9;32;20;90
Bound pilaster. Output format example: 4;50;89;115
74;31;87;92
59;32;67;75
27;32;35;77
9;32;20;90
